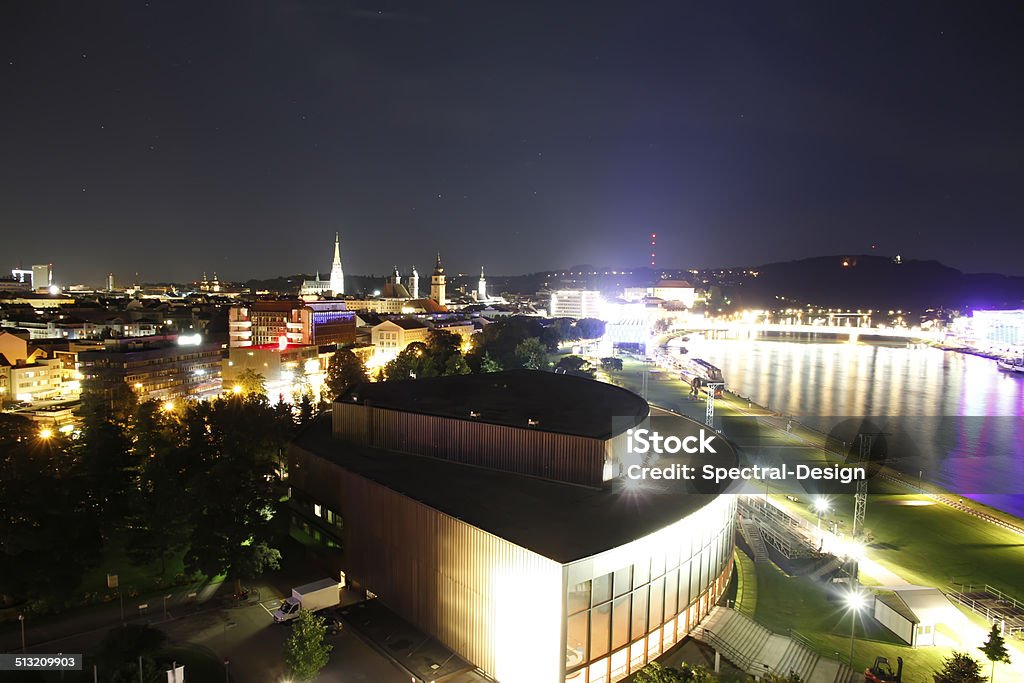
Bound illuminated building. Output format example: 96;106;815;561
290;371;736;683
478;266;487;301
32;264;53;292
78;335;222;401
300;233;346;296
370;317;430;357
430;253;447;306
550;290;604;319
953;309;1024;352
228;300;355;348
622;281;697;308
223;341;323;400
0;331;71;403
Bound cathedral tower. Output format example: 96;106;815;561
430;253;446;306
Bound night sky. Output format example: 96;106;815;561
3;1;1023;285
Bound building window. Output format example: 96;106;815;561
568;580;591;615
592;573;612;606
613;566;631;598
611;596;630;650
566;612;588;669
590;602;610;660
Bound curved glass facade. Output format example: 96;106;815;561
564;496;736;683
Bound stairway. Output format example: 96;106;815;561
692;607;852;683
740;519;770;563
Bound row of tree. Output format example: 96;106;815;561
318;315;616;399
0;381;295;611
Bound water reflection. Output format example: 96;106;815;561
691;339;1024;516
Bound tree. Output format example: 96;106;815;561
0;415;102;608
600;357;623;371
634;662;712;683
935;652;986;683
479;352;502;373
652;318;671;334
236;369;267;397
514;337;548;370
554;355;595;378
297;390;316;425
284;609;333;682
980;624;1011;683
124;401;191;578
576;317;606;340
184;396;288;595
384;342;428;381
325;348;367;400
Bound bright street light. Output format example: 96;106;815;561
162;400;176;412
38;427;53;440
813;497;831;514
846;589;867;666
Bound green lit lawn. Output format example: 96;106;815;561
751;562;948;683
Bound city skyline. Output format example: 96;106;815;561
3;1;1023;283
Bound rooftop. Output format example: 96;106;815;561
339;369;649;439
292;415;722;563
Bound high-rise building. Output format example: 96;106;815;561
430;253;447;306
32;264;52;292
106;272;115;291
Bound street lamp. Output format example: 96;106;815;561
18;613;25;653
845;589;867;667
813;497;830;529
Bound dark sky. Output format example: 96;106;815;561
3;1;1023;285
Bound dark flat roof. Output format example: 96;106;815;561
292;416;723;563
339;370;649;439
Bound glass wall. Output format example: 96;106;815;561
564;497;736;683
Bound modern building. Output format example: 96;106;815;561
223;342;323;399
289;371;737;683
550;290;604;319
952;309;1024;353
77;335;222;401
622;281;697;309
228;300;356;348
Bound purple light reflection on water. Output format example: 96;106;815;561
692;339;1024;517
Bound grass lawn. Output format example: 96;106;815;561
751;562;949;683
73;537;188;607
776;488;1024;597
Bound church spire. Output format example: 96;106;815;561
329;232;344;296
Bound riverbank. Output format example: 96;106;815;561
606;358;1024;599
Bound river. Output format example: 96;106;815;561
687;337;1024;518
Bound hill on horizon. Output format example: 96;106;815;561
729;254;1024;312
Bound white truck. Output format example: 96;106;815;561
273;578;341;623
